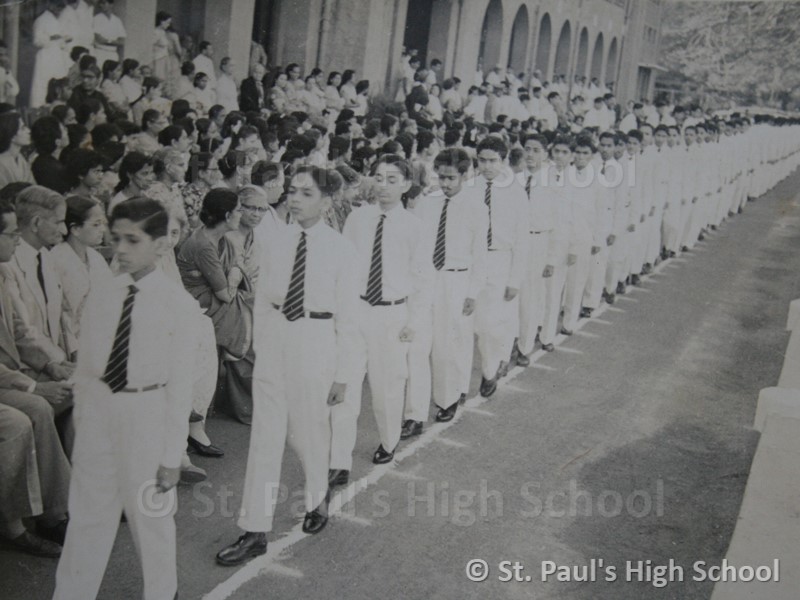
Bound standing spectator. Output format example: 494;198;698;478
152;12;172;84
0;42;20;106
240;63;266;113
92;0;126;65
192;41;217;92
339;69;359;110
31;1;69;108
216;58;239;112
119;59;142;105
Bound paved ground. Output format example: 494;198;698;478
4;167;800;600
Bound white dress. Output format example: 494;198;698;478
93;12;126;65
31;10;68;108
49;242;113;357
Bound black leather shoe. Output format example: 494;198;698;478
187;436;224;458
541;342;555;352
738;206;743;214
36;519;68;546
560;327;573;336
630;274;641;286
710;224;717;231
302;494;330;535
616;281;626;295
8;531;61;558
328;468;349;487
479;375;497;398
580;307;593;319
435;403;458;422
681;245;689;252
515;350;530;367
458;393;467;405
400;419;423;439
698;232;706;241
372;444;395;464
603;290;615;304
668;250;676;258
216;532;267;566
496;360;510;379
642;263;652;274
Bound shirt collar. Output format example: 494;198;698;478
17;238;42;263
291;219;326;239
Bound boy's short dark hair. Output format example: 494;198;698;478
110;197;169;238
373;153;412;180
434;148;470;175
476;136;509;159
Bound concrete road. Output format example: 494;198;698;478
4;168;800;600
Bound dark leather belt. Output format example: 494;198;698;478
360;296;406;306
119;382;167;393
271;303;333;319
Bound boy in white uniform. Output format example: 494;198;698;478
54;198;198;600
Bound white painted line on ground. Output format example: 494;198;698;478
557;346;584;354
262;563;305;579
587;318;613;325
604;305;625;313
629;285;654;293
335;512;373;527
435;437;468;448
617;295;639;302
531;363;557;371
462;406;495;417
575;330;600;338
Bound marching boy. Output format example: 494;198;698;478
54;198;199;600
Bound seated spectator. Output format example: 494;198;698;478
127;108;167;155
181;151;222;231
176;188;254;423
99;59;130;120
49;195;112;358
108;152;155;215
0;112;33;188
31;116;70;194
67;65;111;117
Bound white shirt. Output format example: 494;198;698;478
471;172;529;289
566;165;598;251
216;73;238;112
414;188;488;299
50;242;114;357
342;203;434;332
192;54;217;89
74;269;199;468
93;12;126;51
254;221;359;383
516;167;557;233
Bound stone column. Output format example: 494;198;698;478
114;0;158;63
203;0;257;82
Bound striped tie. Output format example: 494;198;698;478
364;214;386;305
485;181;493;249
102;285;138;393
433;199;449;270
525;174;532;199
283;231;307;321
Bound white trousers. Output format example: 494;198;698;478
334;301;409;459
54;383;178;600
646;207;663;264
431;270;474;410
583;244;610;310
238;310;333;533
630;217;647;275
475;251;517;379
606;232;628;291
518;232;550;355
562;249;591;331
540;264;567;345
662;201;682;253
404;308;432;423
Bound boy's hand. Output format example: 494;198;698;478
156;465;181;493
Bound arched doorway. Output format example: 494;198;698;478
534;13;552;79
590;33;604;81
507;6;529;76
575;27;589;79
553;21;571;79
606;38;619;88
478;0;504;73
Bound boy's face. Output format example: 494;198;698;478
111;218;166;278
598;137;614;160
573;146;593;169
435;165;465;198
551;145;571;169
373;162;410;209
523;139;545;170
477;148;504;180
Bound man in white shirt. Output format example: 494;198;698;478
513;133;554;365
92;0;125;65
192;41;217;91
216;57;239;113
414;149;487;423
331;155;433;481
217;166;359;566
472;137;528;397
251;161;286;244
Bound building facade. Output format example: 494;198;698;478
3;0;663;108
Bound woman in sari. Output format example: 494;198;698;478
177;188;254;424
